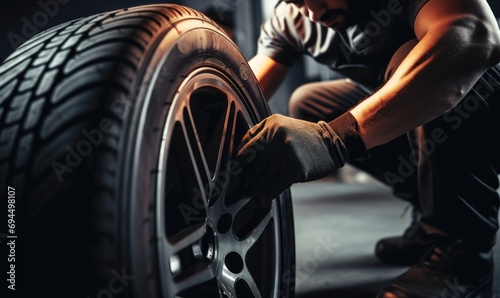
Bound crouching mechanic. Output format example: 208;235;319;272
236;0;500;296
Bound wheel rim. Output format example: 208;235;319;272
156;67;281;298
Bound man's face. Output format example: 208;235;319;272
283;0;355;29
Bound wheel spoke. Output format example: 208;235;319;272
219;267;238;297
214;101;236;176
167;223;206;253
242;269;263;298
175;264;216;294
228;196;251;215
242;209;273;252
210;101;236;204
181;106;211;206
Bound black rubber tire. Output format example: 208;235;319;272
0;4;295;298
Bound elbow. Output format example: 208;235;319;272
486;24;500;66
450;14;500;67
491;37;500;66
489;14;500;64
473;16;500;66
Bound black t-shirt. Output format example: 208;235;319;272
257;0;430;84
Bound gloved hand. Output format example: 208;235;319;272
236;112;368;201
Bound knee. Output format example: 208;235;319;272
288;83;316;121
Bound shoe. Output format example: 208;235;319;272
375;209;434;265
377;236;494;298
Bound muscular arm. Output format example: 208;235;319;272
349;0;500;149
249;54;289;100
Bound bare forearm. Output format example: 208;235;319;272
249;54;288;100
351;15;500;149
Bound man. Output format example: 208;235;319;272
237;0;500;296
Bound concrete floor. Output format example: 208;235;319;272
290;168;500;298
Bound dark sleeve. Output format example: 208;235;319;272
256;2;304;67
404;0;431;29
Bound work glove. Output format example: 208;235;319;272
236;112;368;201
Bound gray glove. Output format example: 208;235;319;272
236;112;368;201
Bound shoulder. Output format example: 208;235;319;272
271;1;310;27
264;1;322;50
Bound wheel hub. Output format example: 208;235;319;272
193;224;216;263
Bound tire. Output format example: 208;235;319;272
0;4;295;298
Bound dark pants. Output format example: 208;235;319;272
289;40;500;249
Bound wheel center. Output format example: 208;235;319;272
193;225;216;262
